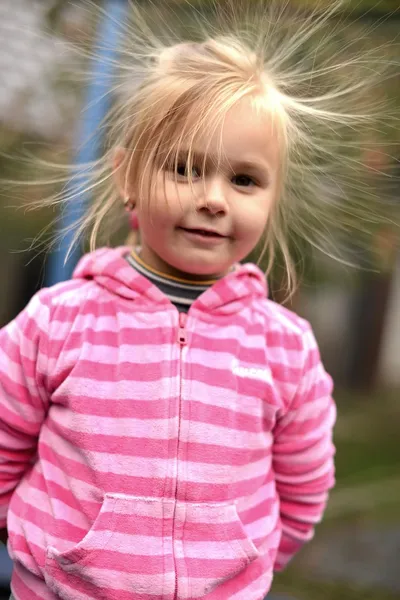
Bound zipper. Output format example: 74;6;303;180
178;312;188;345
174;312;187;600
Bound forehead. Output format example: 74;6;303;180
181;98;283;171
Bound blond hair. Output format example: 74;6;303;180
21;0;399;296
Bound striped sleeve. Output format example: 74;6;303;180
0;290;51;527
272;323;336;570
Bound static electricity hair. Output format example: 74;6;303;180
19;0;399;295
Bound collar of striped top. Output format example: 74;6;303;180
126;249;219;312
73;247;267;315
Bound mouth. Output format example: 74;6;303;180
179;227;227;238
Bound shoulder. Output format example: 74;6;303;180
31;277;99;315
256;297;314;348
11;277;105;341
238;262;313;344
0;279;95;369
254;298;326;399
254;298;332;410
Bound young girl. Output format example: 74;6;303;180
1;1;390;599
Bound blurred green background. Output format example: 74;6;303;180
0;1;399;599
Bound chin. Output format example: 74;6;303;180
173;259;228;278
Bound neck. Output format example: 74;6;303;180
136;246;233;283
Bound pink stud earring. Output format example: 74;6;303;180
129;210;139;231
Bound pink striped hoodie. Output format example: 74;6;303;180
0;247;335;600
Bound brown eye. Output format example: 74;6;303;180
232;174;256;187
176;161;201;179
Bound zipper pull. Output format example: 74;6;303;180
178;312;187;345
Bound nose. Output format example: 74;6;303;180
197;176;228;216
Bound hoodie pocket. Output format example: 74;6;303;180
45;494;176;600
174;501;261;598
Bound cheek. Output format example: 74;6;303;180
235;196;272;238
154;181;191;220
138;195;179;232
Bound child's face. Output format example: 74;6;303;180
124;100;281;280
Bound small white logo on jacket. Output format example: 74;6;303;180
231;360;272;383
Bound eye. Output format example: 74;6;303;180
232;174;257;188
175;161;201;180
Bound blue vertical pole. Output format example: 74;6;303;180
46;0;128;286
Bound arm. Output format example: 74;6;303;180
272;324;336;571
0;291;50;530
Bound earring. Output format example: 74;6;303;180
129;211;139;231
123;197;135;212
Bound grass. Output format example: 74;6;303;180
269;388;400;600
334;389;399;481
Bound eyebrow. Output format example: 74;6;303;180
229;159;270;174
176;150;271;174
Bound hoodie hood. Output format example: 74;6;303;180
73;247;267;315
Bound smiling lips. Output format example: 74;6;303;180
180;227;227;238
179;227;229;245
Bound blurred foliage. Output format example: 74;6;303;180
295;0;400;11
174;0;400;11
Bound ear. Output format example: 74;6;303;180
113;147;135;207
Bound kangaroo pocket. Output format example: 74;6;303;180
44;494;176;600
174;501;260;598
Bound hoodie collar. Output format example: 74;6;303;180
73;247;267;315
